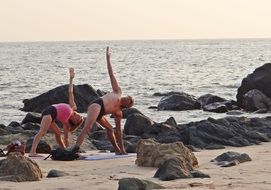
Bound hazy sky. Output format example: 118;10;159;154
0;0;271;42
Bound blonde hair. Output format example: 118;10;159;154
69;115;84;132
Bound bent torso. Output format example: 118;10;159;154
101;92;121;114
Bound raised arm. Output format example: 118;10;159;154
68;68;77;110
106;47;121;94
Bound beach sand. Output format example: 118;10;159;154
1;142;271;190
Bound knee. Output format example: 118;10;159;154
37;130;47;137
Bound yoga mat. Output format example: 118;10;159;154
79;153;136;160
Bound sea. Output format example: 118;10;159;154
1;39;271;126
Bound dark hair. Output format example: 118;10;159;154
127;95;134;107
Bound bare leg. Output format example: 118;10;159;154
75;104;100;147
29;115;52;157
98;117;121;154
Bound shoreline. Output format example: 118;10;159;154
1;142;270;190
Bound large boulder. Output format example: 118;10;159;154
0;152;42;182
21;84;100;113
136;139;198;168
237;63;271;108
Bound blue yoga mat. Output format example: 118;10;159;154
79;153;136;160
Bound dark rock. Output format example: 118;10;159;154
237;63;271;108
22;123;40;131
157;93;200;111
0;127;10;136
243;89;271;112
7;121;21;128
21;112;42;124
154;158;192;180
164;117;177;128
179;116;271;149
21;84;100;113
124;113;154;136
124;135;141;153
111;107;143;119
91;139;113;151
153;91;183;97
202;102;228;113
5;122;24;134
205;144;225;150
118;177;165;190
197;94;226;108
47;169;69;178
142;122;181;144
226;111;244;115
89;130;108;141
211;151;252;164
190;170;210;178
25;138;51;154
148;106;158;109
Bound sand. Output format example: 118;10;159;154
0;142;271;190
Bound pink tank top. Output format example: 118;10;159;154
52;103;73;123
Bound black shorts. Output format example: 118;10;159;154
91;98;106;121
41;106;57;122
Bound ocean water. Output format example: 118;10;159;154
1;39;271;126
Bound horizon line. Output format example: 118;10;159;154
0;37;271;43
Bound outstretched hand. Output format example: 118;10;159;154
106;46;111;61
69;68;75;79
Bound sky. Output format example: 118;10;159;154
0;0;271;42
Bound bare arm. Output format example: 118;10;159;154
106;47;121;94
114;112;126;154
68;68;77;110
63;124;70;147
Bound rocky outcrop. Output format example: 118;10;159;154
136;139;198;168
157;93;200;111
21;84;100;113
155;92;239;113
0;152;42;182
237;63;271;108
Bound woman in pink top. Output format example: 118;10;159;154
29;68;84;157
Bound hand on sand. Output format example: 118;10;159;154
115;151;128;155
